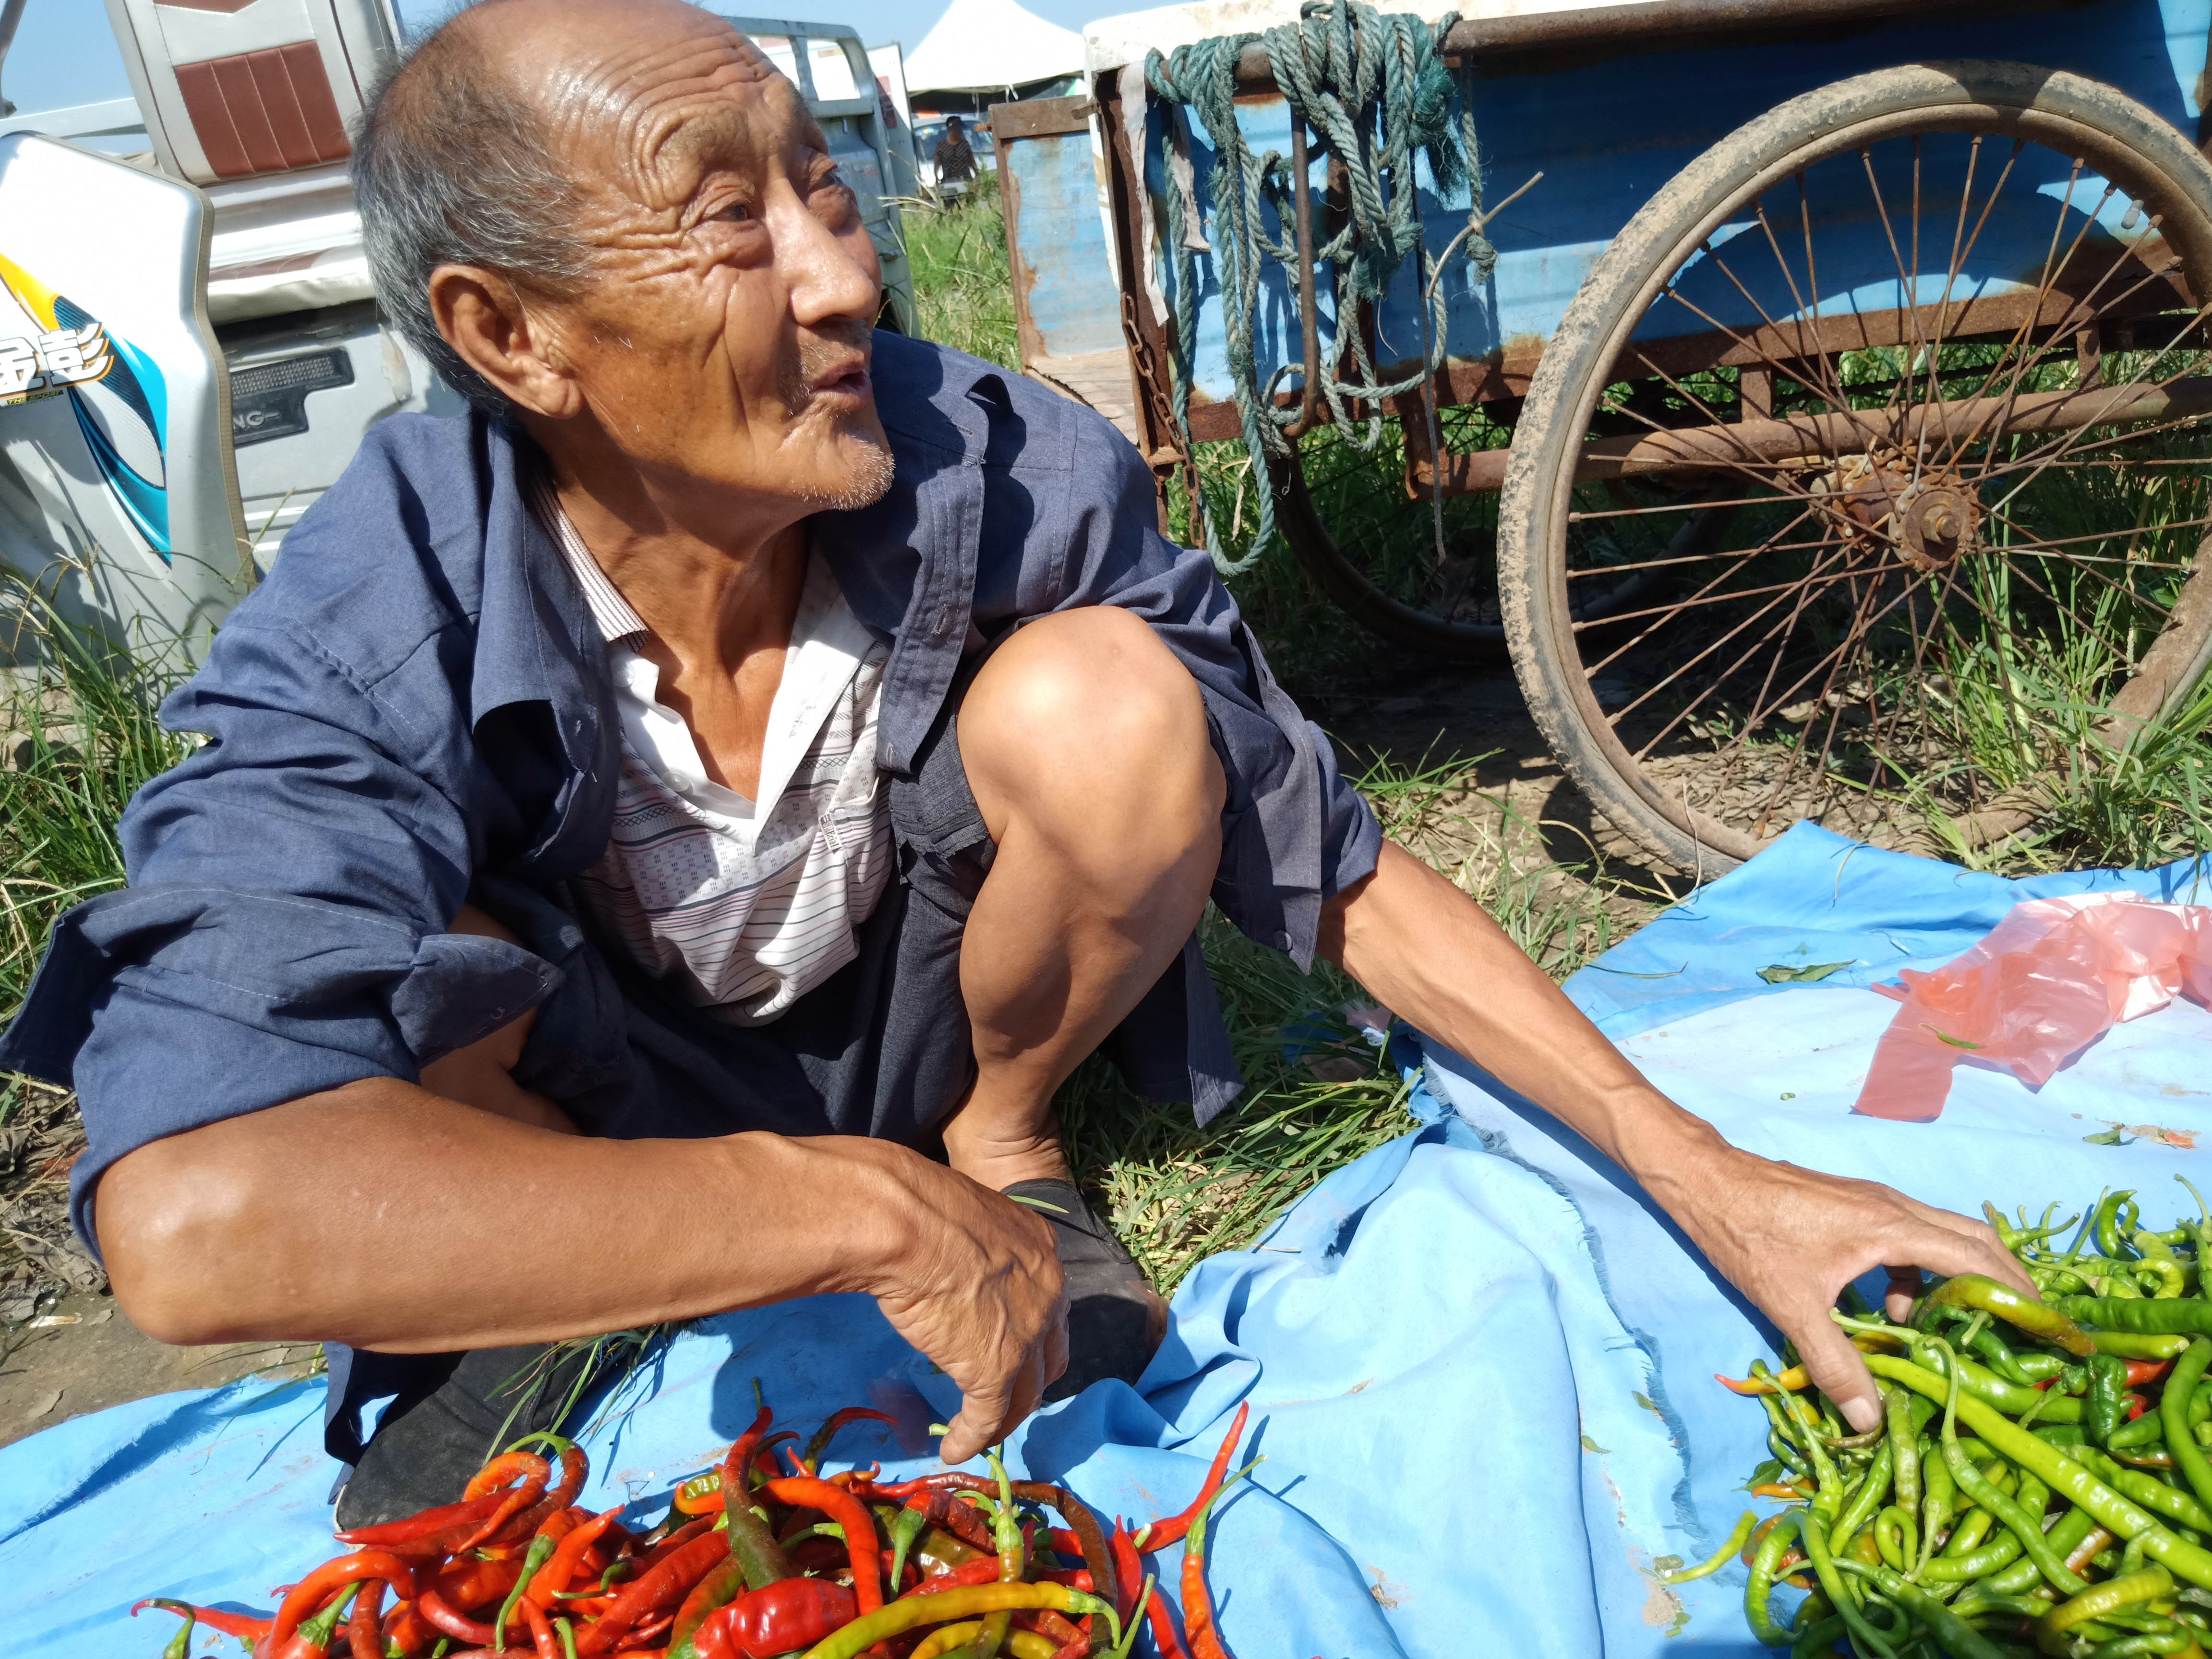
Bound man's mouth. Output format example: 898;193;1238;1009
807;357;871;404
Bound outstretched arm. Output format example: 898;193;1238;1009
1318;841;2034;1431
95;1084;1066;1465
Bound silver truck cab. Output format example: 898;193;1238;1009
0;0;912;659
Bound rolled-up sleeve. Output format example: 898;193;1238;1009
1044;440;1382;970
0;616;560;1256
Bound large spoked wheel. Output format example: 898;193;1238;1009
1499;61;2212;872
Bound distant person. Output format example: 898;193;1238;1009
934;113;977;203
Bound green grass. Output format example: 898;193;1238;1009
896;173;1021;374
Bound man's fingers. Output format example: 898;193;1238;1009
1884;1266;1923;1323
1886;1213;2038;1300
1793;1310;1882;1433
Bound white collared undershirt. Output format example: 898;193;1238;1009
529;476;895;1025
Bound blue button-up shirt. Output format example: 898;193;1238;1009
0;331;1380;1262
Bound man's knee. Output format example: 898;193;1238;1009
960;607;1224;841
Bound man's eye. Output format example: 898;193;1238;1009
716;203;753;222
816;169;849;194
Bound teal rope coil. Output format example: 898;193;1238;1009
1145;0;1494;575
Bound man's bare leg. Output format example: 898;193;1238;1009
943;606;1226;1192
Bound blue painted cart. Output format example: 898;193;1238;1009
1022;0;2212;873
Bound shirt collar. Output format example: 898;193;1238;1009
524;467;649;646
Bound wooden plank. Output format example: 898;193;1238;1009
1025;348;1143;446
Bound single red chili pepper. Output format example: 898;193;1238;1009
575;1530;729;1654
878;1490;996;1555
1144;1583;1194;1659
133;1600;273;1643
709;1577;860;1659
1179;1463;1252;1659
1043;1528;1082;1560
640;1517;721;1572
2128;1358;2176;1387
261;1551;416;1659
519;1595;562;1659
431;1555;527;1612
760;1476;882;1612
529;1506;627;1604
486;1439;594;1551
1045;1637;1086;1659
452;1452;553;1552
335;1493;507;1548
1139;1404;1248;1551
801;1407;896;1473
1110;1522;1142;1625
416;1588;499;1647
348;1580;386;1659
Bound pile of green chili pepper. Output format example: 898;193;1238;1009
1695;1179;2212;1659
128;1393;1255;1659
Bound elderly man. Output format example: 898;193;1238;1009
1;0;2026;1519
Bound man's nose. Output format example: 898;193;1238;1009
775;192;882;330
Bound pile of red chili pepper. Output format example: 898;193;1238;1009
1681;1180;2212;1659
131;1395;1258;1659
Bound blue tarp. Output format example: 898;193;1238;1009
9;821;2212;1659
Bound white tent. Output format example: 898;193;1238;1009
902;0;1084;97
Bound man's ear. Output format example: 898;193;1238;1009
427;265;583;419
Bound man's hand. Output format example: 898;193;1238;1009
1644;1135;2037;1431
857;1156;1070;1464
1321;842;2044;1436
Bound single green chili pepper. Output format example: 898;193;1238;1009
1787;1614;1845;1659
2094;1333;2198;1360
2112;1412;2168;1451
882;1503;928;1595
1887;1385;1923;1524
1960;1322;2037;1387
2135;1233;2191;1300
1872;1505;1917;1573
2075;1446;2212;1534
1913;1522;2025;1582
1658;1511;1758;1585
2097;1192;2144;1261
2038;1564;2175;1647
1831;1439;1895;1556
2163;1338;2212;1526
1745;1510;1805;1647
2089;1353;2133;1447
159;1606;194;1659
1836;1561;2013;1659
1918;1274;2097;1357
1976;1500;2101;1596
2058;1298;2212;1337
1918;1439;1956;1576
2012;1352;2071;1381
2083;1631;2197;1658
1866;1352;2212;1591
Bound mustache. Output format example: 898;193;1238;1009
778;321;875;419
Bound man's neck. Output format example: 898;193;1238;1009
539;439;810;800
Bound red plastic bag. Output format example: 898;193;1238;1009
1852;894;2212;1122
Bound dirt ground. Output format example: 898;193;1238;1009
0;649;1656;1451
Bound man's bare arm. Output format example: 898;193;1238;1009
1319;842;2034;1431
95;1083;1065;1462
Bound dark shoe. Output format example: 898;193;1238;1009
1003;1178;1166;1402
332;1341;604;1531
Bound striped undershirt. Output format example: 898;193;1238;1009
529;475;895;1025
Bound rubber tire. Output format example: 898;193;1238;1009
1496;60;2212;873
1269;445;1509;661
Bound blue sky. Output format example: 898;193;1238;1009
2;0;1098;116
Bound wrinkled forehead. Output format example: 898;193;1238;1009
520;15;818;209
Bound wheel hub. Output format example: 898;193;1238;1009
1811;452;1980;570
